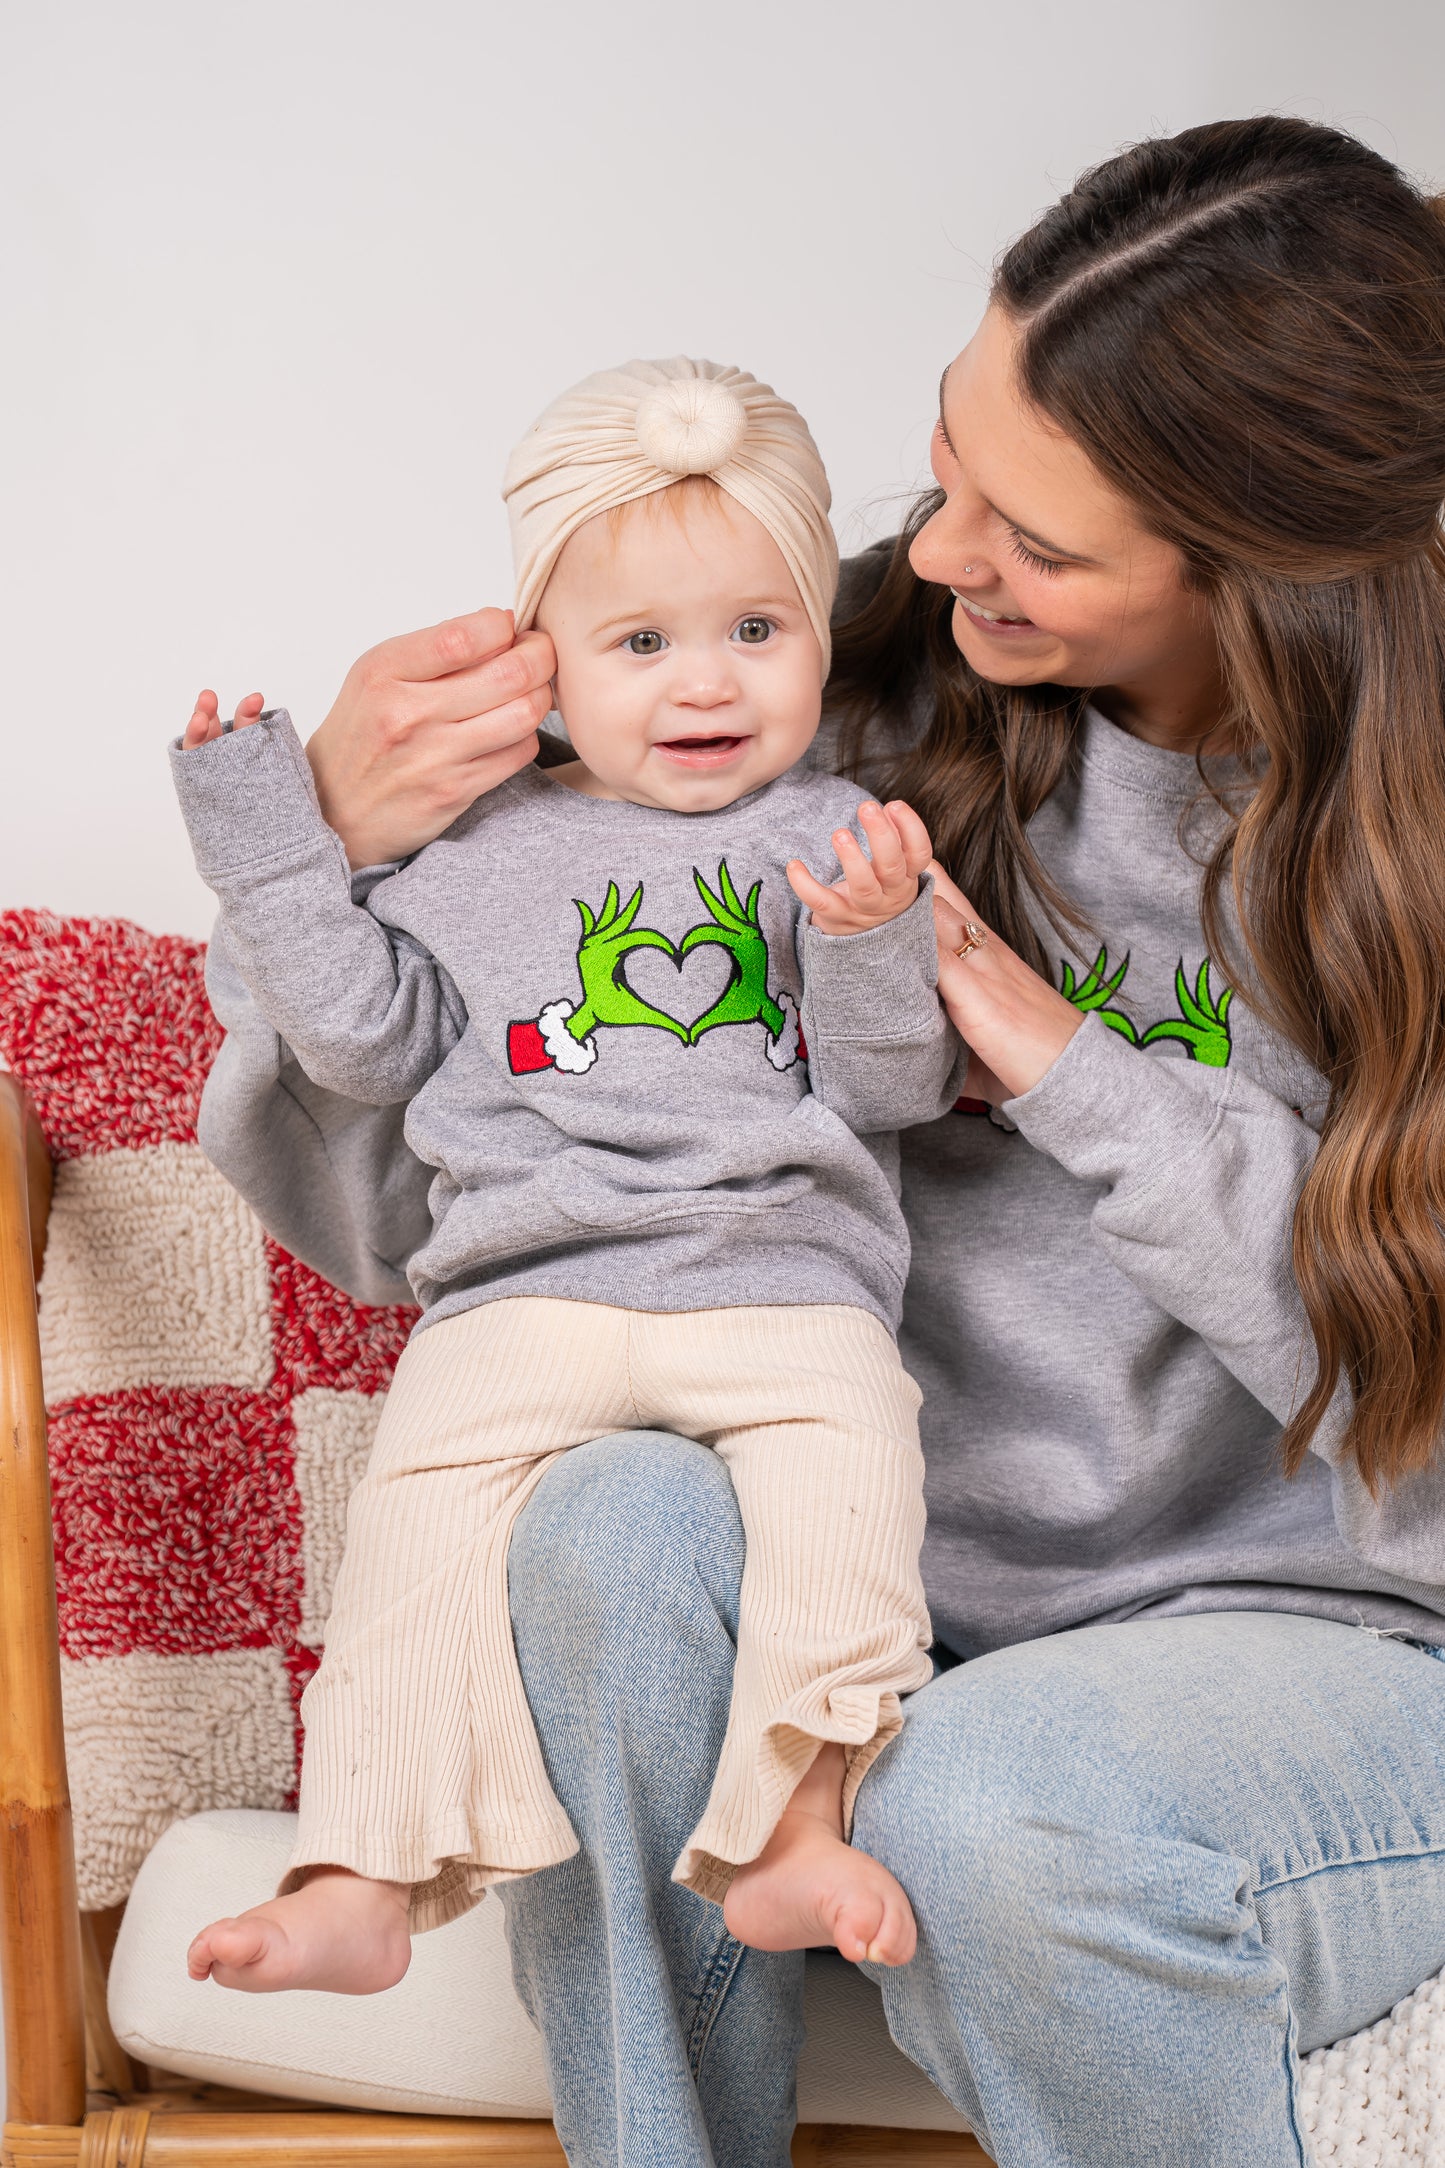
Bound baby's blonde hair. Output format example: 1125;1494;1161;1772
600;474;725;539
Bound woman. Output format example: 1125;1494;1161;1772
200;117;1445;2165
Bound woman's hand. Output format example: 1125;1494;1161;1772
303;608;557;867
788;800;933;936
930;862;1084;1103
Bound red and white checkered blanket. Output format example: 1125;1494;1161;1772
0;907;416;1908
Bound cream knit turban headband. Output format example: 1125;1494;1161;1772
502;356;839;671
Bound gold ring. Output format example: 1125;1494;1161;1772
953;921;989;961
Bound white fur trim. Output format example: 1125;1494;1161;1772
538;999;598;1074
766;991;801;1071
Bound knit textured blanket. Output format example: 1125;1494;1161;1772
0;907;414;1910
1;903;1441;2158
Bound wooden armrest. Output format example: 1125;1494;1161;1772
0;1075;85;2128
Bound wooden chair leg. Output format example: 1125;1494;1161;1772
0;1077;86;2131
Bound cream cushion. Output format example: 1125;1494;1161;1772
110;1810;1445;2152
108;1809;973;2131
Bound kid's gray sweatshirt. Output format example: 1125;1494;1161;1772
171;712;966;1333
178;554;1445;1655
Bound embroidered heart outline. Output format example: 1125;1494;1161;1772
616;937;737;1037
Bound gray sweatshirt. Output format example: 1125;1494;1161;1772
180;551;1445;1654
171;711;966;1335
896;707;1445;1654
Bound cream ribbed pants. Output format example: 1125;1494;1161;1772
286;1297;931;1929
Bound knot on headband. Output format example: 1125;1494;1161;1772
502;356;839;668
634;378;747;475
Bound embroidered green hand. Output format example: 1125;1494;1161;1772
1141;959;1233;1066
569;882;688;1046
1059;946;1140;1043
1054;946;1235;1070
679;862;788;1044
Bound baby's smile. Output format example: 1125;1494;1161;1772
652;729;752;770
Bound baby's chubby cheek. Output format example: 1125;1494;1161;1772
554;687;656;789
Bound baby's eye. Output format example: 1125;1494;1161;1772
734;617;775;646
625;630;667;655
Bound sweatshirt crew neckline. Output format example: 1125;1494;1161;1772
1077;704;1248;804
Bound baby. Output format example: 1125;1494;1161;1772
173;358;967;1996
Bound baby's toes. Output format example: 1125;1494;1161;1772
186;1924;225;1980
865;1888;918;1968
206;1913;274;1975
833;1889;888;1965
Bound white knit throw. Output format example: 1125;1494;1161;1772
1300;1965;1445;2164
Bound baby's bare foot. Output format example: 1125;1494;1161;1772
186;1867;411;1994
723;1809;917;1966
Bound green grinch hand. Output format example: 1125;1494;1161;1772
569;882;687;1045
1141;959;1233;1066
1059;946;1140;1043
681;862;788;1044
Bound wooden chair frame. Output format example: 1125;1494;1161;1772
0;1076;989;2166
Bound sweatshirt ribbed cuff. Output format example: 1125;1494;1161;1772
1005;1010;1222;1187
169;707;340;883
801;876;939;1034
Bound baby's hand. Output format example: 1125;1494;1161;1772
182;689;266;749
787;800;933;937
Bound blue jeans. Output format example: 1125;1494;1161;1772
501;1435;1445;2168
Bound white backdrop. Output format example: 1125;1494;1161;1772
3;0;1444;943
2;0;1445;2115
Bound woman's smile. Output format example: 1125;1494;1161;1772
951;588;1039;635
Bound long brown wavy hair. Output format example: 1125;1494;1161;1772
831;117;1445;1493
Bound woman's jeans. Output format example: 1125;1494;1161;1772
500;1435;1445;2168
